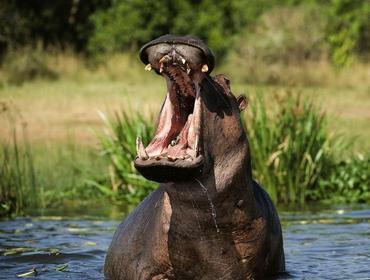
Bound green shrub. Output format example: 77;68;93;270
225;5;329;85
242;5;328;64
315;154;370;203
326;0;370;66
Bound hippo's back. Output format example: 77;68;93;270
253;180;285;274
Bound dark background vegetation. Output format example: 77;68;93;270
0;0;369;216
1;0;369;64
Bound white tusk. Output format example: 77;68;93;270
194;135;199;157
136;137;149;160
201;64;209;73
159;55;170;64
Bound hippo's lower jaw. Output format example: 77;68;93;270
134;154;203;182
134;47;206;182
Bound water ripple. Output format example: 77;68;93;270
0;206;369;279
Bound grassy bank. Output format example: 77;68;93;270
0;52;369;216
0;118;109;216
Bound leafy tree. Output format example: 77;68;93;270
88;0;272;59
0;0;110;59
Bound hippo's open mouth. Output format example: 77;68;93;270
134;39;211;182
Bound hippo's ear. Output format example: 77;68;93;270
237;95;248;111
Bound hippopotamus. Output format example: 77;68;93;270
104;35;285;280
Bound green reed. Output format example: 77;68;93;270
0;120;38;216
244;93;342;204
95;110;157;205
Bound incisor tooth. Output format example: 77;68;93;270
136;137;149;160
181;58;186;64
167;155;177;162
201;64;209;73
145;64;152;71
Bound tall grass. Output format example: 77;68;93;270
0;116;38;216
95;111;157;205
245;93;342;204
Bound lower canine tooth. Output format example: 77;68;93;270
201;64;209;73
188;150;196;159
159;63;164;73
136;137;149;160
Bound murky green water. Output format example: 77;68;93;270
1;205;369;279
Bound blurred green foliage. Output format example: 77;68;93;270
326;0;370;66
2;46;58;85
315;155;370;203
88;0;266;59
1;0;369;65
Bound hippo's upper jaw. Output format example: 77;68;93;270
134;35;213;182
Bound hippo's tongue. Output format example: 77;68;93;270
166;114;192;158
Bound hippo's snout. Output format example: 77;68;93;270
134;35;215;182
